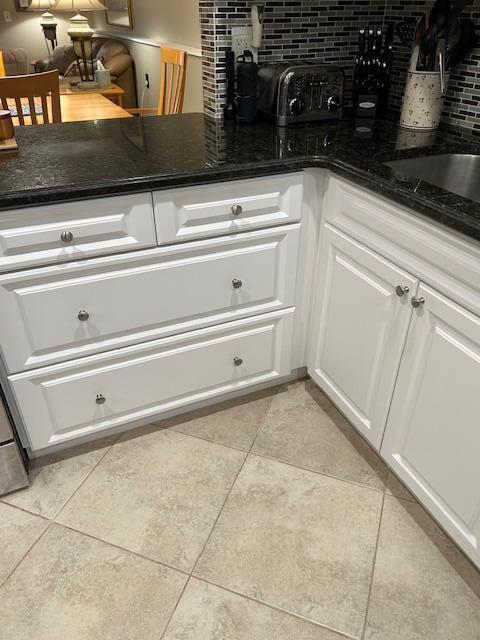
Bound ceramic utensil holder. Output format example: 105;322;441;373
400;70;448;130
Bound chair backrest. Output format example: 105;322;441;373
158;47;187;115
0;52;6;78
0;70;61;125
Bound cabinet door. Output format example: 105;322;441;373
308;225;418;449
381;283;480;568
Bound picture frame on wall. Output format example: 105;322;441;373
105;0;133;29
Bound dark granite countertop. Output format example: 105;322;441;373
0;112;479;242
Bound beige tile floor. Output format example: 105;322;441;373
1;379;479;640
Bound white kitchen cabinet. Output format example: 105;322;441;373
0;194;156;272
381;283;480;567
154;173;303;244
0;225;299;373
9;309;294;451
308;224;418;449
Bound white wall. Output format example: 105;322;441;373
93;0;201;49
92;0;203;112
0;0;73;64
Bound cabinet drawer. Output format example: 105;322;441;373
0;194;156;272
10;309;294;451
0;225;299;372
154;173;303;244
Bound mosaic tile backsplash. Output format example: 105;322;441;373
200;0;480;130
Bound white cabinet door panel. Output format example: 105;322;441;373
0;194;155;272
154;173;303;244
308;225;418;449
381;283;480;568
0;225;299;373
10;309;294;451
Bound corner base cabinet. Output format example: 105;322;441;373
309;177;480;568
381;284;480;567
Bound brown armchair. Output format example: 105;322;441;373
33;38;136;108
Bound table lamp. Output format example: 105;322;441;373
28;0;58;53
53;0;106;84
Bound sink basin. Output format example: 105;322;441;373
385;154;480;203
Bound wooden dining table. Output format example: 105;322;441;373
11;92;131;126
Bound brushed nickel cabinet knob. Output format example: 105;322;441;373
233;356;243;366
232;278;243;289
231;204;243;216
95;394;106;405
61;230;74;243
78;310;90;321
411;296;426;308
395;285;410;297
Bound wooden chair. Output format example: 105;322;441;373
0;52;6;78
0;70;61;125
129;47;187;116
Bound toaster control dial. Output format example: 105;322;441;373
289;97;306;116
327;95;341;112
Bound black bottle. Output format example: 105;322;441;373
236;50;257;123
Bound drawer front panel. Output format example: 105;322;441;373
10;310;294;451
0;225;299;372
154;173;303;244
0;194;156;272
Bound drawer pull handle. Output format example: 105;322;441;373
233;356;243;366
395;285;410;297
232;278;243;289
95;394;106;405
231;204;243;217
78;310;90;322
411;296;426;308
61;230;74;244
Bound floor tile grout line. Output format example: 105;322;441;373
0;520;54;591
53;521;191;578
51;438;119;522
168;426;251;454
189;451;249;577
360;491;386;640
0;500;51;523
248;449;387;496
159;575;192;640
190;575;357;640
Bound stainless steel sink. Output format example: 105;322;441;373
385;154;480;203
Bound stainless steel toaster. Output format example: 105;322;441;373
257;61;344;126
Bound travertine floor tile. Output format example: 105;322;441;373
365;496;480;639
0;524;186;640
167;387;286;451
0;502;48;585
2;441;112;519
57;430;246;571
252;380;388;491
195;454;383;638
163;577;345;640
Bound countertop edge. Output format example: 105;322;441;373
0;155;479;244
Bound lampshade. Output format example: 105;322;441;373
53;0;106;11
27;0;56;10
